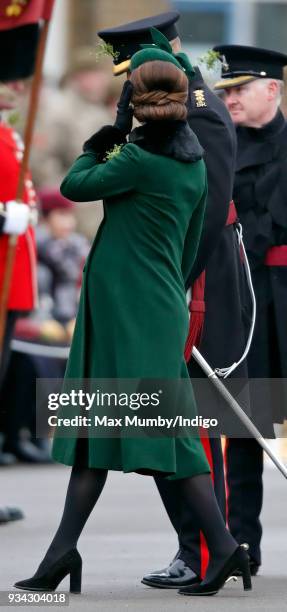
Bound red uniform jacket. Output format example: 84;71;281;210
0;122;37;310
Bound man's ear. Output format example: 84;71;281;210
267;79;279;101
170;36;181;53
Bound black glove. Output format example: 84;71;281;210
83;81;133;160
114;80;134;136
83;125;126;159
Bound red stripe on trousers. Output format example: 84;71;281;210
224;437;230;528
199;429;215;578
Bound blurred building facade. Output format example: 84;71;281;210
45;0;287;70
173;0;287;111
173;1;287;52
44;0;287;108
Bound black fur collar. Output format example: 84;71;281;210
129;120;204;162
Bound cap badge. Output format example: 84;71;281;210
5;0;28;18
221;55;229;72
194;89;207;108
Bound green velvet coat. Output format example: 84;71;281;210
51;135;210;479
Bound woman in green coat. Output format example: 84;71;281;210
15;46;251;597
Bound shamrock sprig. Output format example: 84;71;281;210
95;42;120;62
104;143;124;161
198;50;222;71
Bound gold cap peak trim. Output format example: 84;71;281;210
214;75;256;90
113;59;131;76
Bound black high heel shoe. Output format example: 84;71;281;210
14;549;82;594
178;544;252;596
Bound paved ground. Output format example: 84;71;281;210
1;461;287;611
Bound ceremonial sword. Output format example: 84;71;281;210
187;220;287;479
192;345;287;481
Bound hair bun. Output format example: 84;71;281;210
130;60;188;122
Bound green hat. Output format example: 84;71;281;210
131;46;184;72
130;27;195;78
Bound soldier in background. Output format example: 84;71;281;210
213;44;287;574
0;22;39;522
30;48;115;241
30;48;113;187
2;188;90;463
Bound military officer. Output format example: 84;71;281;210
98;12;251;587
0;113;37;376
0;20;38;518
213;44;287;574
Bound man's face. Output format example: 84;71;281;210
46;209;76;240
69;69;111;104
220;79;279;126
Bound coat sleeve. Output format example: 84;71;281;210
181;175;208;286
187;108;236;284
60;144;141;202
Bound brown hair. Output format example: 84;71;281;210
130;60;188;122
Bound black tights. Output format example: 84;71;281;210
35;465;108;577
35;465;237;582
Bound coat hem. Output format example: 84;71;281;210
51;447;211;480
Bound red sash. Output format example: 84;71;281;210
264;245;287;266
184;200;238;362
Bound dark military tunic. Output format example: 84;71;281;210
225;111;287;567
234;110;287;425
186;69;250;377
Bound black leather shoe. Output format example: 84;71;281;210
142;558;200;589
178;545;252;596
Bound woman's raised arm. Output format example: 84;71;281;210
60;144;141;203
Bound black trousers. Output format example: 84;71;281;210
0;311;18;388
0;311;18;432
154;436;226;577
225;437;263;565
2;351;66;443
